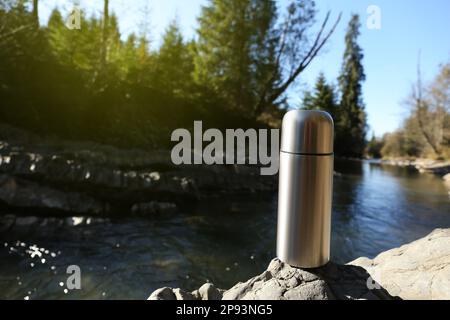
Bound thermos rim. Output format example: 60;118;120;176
280;150;334;156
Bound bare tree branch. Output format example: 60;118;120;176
414;57;441;156
255;11;342;115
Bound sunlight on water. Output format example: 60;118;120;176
0;161;449;299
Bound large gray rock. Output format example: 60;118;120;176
350;228;450;300
148;283;224;301
222;259;393;300
147;259;394;301
148;229;450;300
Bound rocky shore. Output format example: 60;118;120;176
0;124;276;216
149;228;450;300
381;158;450;177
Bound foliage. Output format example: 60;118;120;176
300;15;367;158
366;134;383;159
301;72;338;118
381;62;450;160
335;14;367;158
0;0;343;150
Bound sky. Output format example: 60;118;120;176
37;0;450;136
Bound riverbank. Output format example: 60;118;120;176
2;159;449;299
380;158;450;177
0;124;276;216
149;228;450;300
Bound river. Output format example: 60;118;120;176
0;159;449;299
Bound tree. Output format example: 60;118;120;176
195;0;341;119
429;62;450;157
0;0;46;130
194;0;277;116
101;0;109;68
302;72;338;118
47;8;102;74
32;0;38;25
156;20;195;97
381;131;407;158
336;14;367;158
366;133;383;158
381;61;450;160
0;0;346;150
405;60;450;158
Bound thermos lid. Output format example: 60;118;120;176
281;110;334;155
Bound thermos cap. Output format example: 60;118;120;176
281;110;334;155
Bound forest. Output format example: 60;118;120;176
1;0;447;159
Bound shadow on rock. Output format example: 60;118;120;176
149;258;400;300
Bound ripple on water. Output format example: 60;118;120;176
0;162;449;299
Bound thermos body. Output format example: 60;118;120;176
277;152;333;268
276;110;334;268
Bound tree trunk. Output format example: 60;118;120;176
32;0;39;25
101;0;110;68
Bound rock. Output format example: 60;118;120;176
131;201;177;215
147;259;394;300
222;259;393;300
14;216;39;226
0;174;109;215
0;124;277;216
381;158;450;176
350;228;450;300
417;161;450;175
65;217;85;226
148;287;177;300
197;283;224;300
173;288;196;300
148;229;450;300
147;283;224;301
0;214;15;232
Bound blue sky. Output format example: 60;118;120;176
38;0;450;136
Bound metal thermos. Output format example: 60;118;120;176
277;110;334;268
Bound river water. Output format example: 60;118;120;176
0;160;449;299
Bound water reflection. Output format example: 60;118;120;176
0;160;449;299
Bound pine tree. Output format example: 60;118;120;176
302;72;338;119
366;133;383;158
156;20;194;97
194;0;341;121
101;0;109;68
337;14;367;158
32;0;38;25
47;8;100;74
194;0;278;117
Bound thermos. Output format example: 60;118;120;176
277;110;334;268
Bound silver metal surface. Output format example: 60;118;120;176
281;110;334;155
277;110;334;268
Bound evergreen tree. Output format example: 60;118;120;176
195;0;341;121
336;14;367;157
366;133;383;158
194;0;278;117
0;1;340;149
156;20;195;97
302;72;338;119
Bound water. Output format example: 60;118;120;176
0;160;449;300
